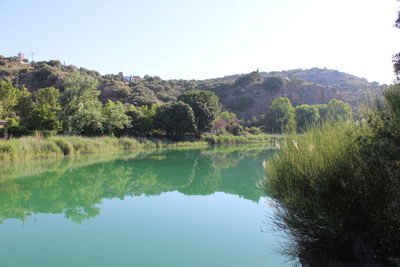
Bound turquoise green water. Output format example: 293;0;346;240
0;146;291;267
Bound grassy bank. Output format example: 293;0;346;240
0;134;279;162
0;136;208;162
203;133;283;145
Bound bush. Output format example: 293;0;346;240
6;126;29;137
265;84;400;266
5;118;19;127
49;137;74;155
226;95;255;111
247;126;262;135
262;76;284;91
226;124;244;136
0;128;6;138
118;137;140;149
38;130;58;138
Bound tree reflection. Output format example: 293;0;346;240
0;146;275;223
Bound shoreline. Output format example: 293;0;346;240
0;134;280;163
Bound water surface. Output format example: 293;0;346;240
0;146;290;266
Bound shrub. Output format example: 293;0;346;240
226;95;254;111
6;126;29;137
5;118;19;127
247;126;262;135
262;76;284;91
38;130;58;138
50;137;74;155
226;124;244;136
0;128;6;138
265;84;400;265
118;137;140;149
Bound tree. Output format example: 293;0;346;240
262;76;284;91
126;105;158;135
60;72;104;135
36;87;60;108
315;104;329;123
327;99;352;122
15;87;62;131
234;71;261;87
177;90;221;134
264;97;296;133
213;111;239;134
394;8;400;79
295;104;320;131
0;80;19;119
27;105;61;130
154;101;196;136
14;87;33;125
102;100;131;135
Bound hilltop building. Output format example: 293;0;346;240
123;76;141;82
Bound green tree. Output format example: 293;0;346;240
126;105;158;135
17;87;62;131
154;101;196;136
177;90;221;134
60;72;104;135
315;103;329;123
102;100;131;135
262;76;284;91
327;99;352;122
295;104;320;131
0;80;19;119
234;71;261;87
28;105;61;130
394;8;400;79
36;87;60;108
264;97;296;133
14;87;33;125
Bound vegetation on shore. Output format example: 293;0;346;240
204;133;283;145
0;132;283;162
264;86;400;266
0;135;209;162
264;10;400;266
1;51;355;144
0;52;382;120
0;66;353;163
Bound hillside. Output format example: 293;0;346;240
0;55;384;119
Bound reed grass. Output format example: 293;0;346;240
204;133;283;145
0;136;208;162
0;132;278;162
265;118;400;265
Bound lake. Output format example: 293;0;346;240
0;146;292;267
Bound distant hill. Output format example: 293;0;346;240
0;55;384;119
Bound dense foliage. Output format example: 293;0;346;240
263;97;296;133
177;90;222;135
264;11;400;265
154;101;196;136
265;85;400;265
0;57;357;139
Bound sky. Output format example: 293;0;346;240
1;0;399;84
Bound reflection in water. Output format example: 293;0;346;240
0;146;275;223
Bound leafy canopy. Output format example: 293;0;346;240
177;90;221;134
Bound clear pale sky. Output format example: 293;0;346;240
1;0;399;84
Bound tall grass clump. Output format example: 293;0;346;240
265;85;400;266
204;133;281;145
0;135;209;162
49;137;74;155
0;137;62;161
